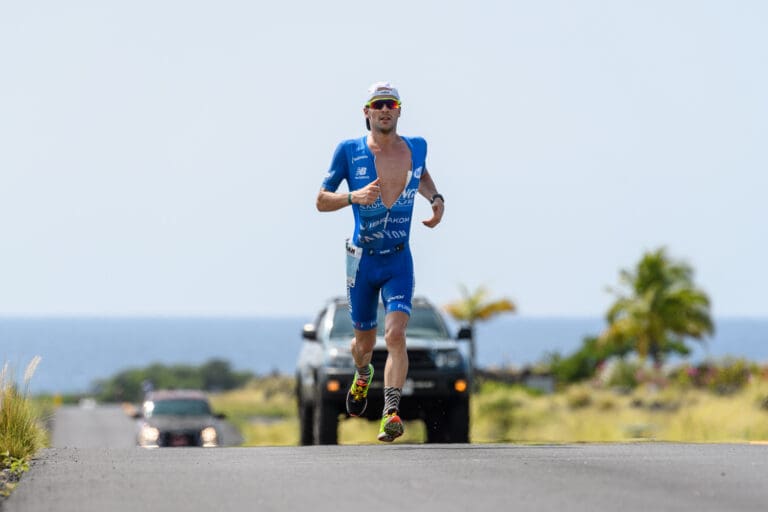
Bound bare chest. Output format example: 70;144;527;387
371;145;412;208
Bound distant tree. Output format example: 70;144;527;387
443;285;516;377
92;359;255;402
201;359;252;391
599;247;714;368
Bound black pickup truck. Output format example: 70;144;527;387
296;296;472;444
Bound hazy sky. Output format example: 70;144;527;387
2;1;766;318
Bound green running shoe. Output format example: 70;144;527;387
377;411;404;442
346;364;374;416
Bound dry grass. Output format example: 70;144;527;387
472;379;768;444
209;376;297;446
1;357;47;497
1;358;47;459
210;376;768;446
209;376;296;420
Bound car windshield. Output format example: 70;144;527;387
145;399;212;417
330;304;450;339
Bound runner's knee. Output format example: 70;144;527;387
384;325;407;350
352;329;377;353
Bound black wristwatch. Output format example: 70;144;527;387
430;193;445;204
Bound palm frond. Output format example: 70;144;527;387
474;300;516;320
602;247;714;365
443;285;515;324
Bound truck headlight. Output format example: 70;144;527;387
201;427;218;447
435;350;464;369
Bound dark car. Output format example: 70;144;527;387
297;296;472;445
133;390;227;448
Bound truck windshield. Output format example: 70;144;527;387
330;304;450;339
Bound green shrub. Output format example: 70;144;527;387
668;363;697;389
548;337;634;386
475;389;527;441
605;359;641;390
565;386;592;409
707;359;755;395
596;396;617;411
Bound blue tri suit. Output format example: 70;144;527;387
322;135;428;331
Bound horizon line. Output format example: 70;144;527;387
1;313;767;321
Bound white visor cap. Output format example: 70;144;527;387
365;81;400;105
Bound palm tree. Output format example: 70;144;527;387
444;285;516;378
599;248;714;368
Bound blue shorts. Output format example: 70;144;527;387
346;245;414;331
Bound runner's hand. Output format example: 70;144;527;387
352;178;381;206
422;197;444;228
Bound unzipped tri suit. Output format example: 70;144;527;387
322;135;428;330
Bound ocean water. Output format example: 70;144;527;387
475;317;768;367
1;316;767;394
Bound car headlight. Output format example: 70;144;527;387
201;427;218;447
139;425;160;446
434;350;464;369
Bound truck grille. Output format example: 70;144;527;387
371;349;435;371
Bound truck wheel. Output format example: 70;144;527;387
297;384;314;446
425;402;449;443
313;391;339;445
425;399;470;443
446;399;470;443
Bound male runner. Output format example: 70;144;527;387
316;81;445;442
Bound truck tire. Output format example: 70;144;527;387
425;399;470;443
313;389;339;445
446;398;470;443
297;382;314;446
425;401;449;443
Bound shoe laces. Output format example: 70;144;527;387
350;377;369;400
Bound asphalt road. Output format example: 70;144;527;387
5;406;768;512
49;404;138;449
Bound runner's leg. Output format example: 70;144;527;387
377;250;412;441
383;311;409;390
347;253;379;416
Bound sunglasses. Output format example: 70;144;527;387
367;99;401;110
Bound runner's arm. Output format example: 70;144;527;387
418;170;444;228
316;188;352;212
317;179;381;212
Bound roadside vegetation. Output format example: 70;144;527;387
471;361;768;443
1;357;47;498
202;358;768;446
